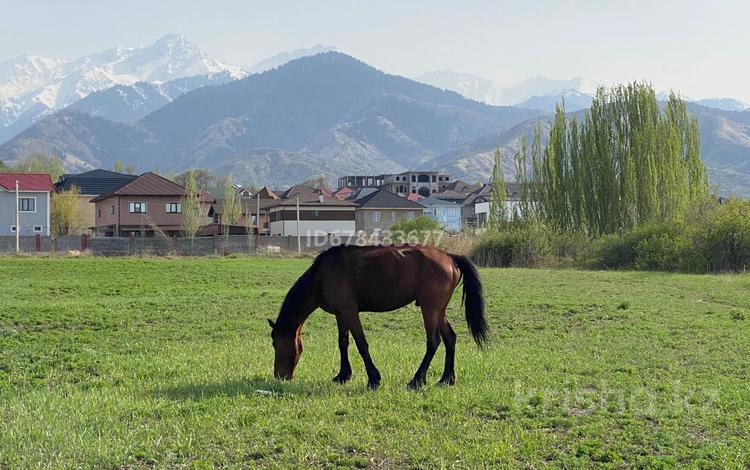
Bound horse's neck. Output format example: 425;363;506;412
278;292;318;333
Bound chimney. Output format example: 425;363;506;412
319;195;324;204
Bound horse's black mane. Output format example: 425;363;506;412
274;246;346;333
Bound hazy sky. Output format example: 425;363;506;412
2;0;749;101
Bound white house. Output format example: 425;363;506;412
267;191;356;236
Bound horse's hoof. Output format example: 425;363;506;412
407;378;425;390
437;377;455;386
332;373;351;384
367;380;380;391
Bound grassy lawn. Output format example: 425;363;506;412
1;257;749;468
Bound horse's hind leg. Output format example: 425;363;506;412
408;308;441;390
437;317;456;386
344;312;382;390
333;315;352;384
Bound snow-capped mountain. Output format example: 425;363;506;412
413;70;595;106
67;71;239;124
516;89;593;113
245;44;337;74
413;70;501;105
693;98;749;112
0;34;245;143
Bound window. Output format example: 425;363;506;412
411;189;416;193
111;205;116;214
10;225;16;232
411;175;416;182
432;175;437;182
407;211;415;220
165;202;182;214
314;210;320;217
18;197;35;212
129;202;146;213
97;209;101;218
391;211;396;222
439;176;443;182
372;211;381;223
33;226;42;233
395;176;400;181
418;174;429;183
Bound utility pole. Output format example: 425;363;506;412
15;180;19;253
296;196;301;254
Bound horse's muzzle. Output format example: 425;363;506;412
274;371;293;381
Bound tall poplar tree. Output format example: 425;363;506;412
525;82;707;236
489;148;508;228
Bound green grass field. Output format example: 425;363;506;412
1;257;749;468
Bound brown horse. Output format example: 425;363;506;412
268;244;487;389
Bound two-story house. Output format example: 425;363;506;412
90;172;213;237
353;189;424;234
267;186;356;236
0;173;53;236
54;169;138;234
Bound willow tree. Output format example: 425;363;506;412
527;82;708;236
489;148;508;228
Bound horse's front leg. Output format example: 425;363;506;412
332;315;352;383
345;312;381;390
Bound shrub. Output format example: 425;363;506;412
586;222;704;272
471;222;555;268
389;216;443;244
703;200;750;272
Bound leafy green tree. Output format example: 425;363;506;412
220;176;243;240
13;155;64;181
513;136;532;222
303;174;331;191
526;82;708;236
50;186;86;237
489;148;508;228
173;169;215;192
181;170;204;250
389;215;442;244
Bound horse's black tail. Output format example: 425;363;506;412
451;254;488;348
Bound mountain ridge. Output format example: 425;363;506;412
0;34;244;143
0;52;543;187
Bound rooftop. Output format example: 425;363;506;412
354;189;424;209
0;173;53;192
55;169;137;196
91;172;213;202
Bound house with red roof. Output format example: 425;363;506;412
90;172;214;237
0;173;54;236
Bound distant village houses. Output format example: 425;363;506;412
0;166;529;241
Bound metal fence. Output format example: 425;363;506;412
0;234;341;256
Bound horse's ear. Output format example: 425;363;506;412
267;319;276;329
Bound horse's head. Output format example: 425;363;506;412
268;319;303;380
